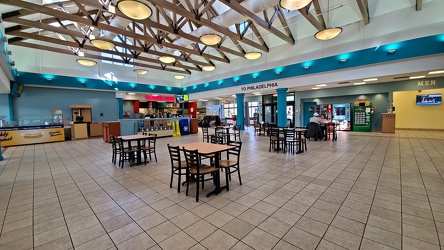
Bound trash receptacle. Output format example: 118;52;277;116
179;119;190;135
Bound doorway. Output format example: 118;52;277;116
264;104;276;123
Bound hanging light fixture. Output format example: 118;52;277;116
117;0;153;20
314;0;342;41
199;34;222;46
203;65;216;71
174;74;185;80
90;39;115;50
158;56;176;64
244;28;262;60
279;0;313;10
133;68;148;74
76;59;97;66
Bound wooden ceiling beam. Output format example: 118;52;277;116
11;41;188;74
312;0;326;29
220;0;295;46
416;0;422;11
356;0;370;25
275;6;294;39
298;5;325;31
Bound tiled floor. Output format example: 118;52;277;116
0;128;444;250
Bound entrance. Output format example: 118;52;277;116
264;104;276;123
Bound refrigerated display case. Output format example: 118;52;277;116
332;103;352;131
353;101;372;132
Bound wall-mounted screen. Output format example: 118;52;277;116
416;94;442;105
175;94;189;103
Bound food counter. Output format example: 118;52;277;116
119;118;190;137
0;125;65;147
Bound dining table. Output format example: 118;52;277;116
118;135;154;165
177;142;235;197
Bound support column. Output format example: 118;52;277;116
236;93;245;130
117;98;123;119
181;103;185;116
277;88;288;127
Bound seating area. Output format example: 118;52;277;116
2;129;444;249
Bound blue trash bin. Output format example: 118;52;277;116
179;119;190;135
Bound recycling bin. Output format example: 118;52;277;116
179;119;190;135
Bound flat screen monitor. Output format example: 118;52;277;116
416;94;442;105
175;94;189;103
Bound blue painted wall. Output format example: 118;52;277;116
12;87;119;122
0;93;10;120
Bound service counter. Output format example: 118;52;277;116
0;125;65;147
119;118;190;136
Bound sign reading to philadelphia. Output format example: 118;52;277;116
241;82;278;92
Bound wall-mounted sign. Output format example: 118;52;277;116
417;80;436;87
241;82;278;92
145;95;175;102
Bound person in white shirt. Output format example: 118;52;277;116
309;113;323;125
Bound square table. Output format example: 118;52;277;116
118;135;154;165
178;142;235;197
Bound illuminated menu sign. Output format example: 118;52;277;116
145;95;175;102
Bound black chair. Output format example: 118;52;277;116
231;125;241;142
214;126;226;144
110;135;121;164
306;122;323;141
295;127;308;152
141;133;157;162
269;128;284;152
183;148;219;202
202;127;210;142
117;137;136;168
167;144;187;193
219;141;242;191
283;129;297;155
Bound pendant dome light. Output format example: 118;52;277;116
117;0;153;20
76;59;97;66
279;0;313;10
314;0;342;41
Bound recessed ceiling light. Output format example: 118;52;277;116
173;74;185;80
409;76;425;79
231;94;236;97
312;87;320;90
315;84;327;87
429;70;444;74
353;82;366;85
363;78;378;82
127;92;136;95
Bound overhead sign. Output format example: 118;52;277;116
241;82;278;92
145;95;175;102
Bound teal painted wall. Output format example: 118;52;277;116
12;87;119;122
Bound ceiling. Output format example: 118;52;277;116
0;0;443;96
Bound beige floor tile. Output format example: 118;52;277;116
241;228;280;250
34;235;72;250
116;232;156;250
360;238;397;250
336;206;368;224
75;234;115;250
294;216;328;238
282;227;320;250
204;210;234;228
136;212;167;231
158;204;187;220
2;217;32;233
0;226;32;245
316;240;347;250
323;226;362;250
146;221;181;243
127;205;156;221
281;200;310;215
34;224;69;247
158;231;197;250
237;209;268;226
402;213;435;230
221;218;255;239
170;211;201;230
270;208;301;226
220;201;249;217
201;229;238;250
189;203;218;218
258;217;292;238
402;223;439;245
183;219;217;242
367;215;401;234
363;225;401;249
330;215;365;236
101;213;134;233
402;236;440;250
231;241;255;250
0;236;32;250
70;223;107;246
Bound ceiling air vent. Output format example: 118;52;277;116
394;76;409;80
337;82;350;85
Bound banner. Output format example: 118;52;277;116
0;127;65;146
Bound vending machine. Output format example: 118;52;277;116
353;101;372;132
332;103;352;131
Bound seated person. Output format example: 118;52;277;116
309;113;323;125
320;114;330;124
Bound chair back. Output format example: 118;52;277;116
214;127;225;144
269;127;280;137
284;128;296;141
117;137;125;150
183;148;201;174
110;135;117;148
227;141;242;161
148;133;157;148
167;144;181;165
202;127;209;142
